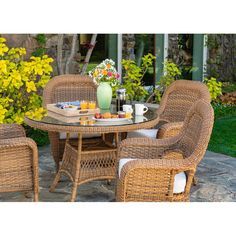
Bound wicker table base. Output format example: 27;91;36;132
50;133;118;201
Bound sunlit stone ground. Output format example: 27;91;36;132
0;145;235;202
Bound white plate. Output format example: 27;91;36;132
93;117;131;122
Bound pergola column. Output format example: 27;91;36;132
192;34;205;81
154;34;168;83
107;34;118;65
107;34;123;82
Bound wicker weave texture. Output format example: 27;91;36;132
156;80;211;138
116;100;214;202
0;125;39;201
42;74;98;169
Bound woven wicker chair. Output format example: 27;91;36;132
0;124;39;201
128;80;211;139
116;100;214;202
43;74;105;170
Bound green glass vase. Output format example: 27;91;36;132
97;82;112;109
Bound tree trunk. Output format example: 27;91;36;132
65;34;78;74
81;34;98;74
136;39;144;67
168;34;180;64
122;34;135;60
57;34;64;75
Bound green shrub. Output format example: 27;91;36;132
25;126;49;146
32;34;47;57
222;82;236;94
153;60;181;103
121;53;156;101
204;77;222;100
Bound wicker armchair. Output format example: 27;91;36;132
116;100;214;202
128;80;211;139
0;124;39;201
43;74;101;170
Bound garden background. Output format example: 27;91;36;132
0;34;235;157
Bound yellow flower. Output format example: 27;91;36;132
26;81;37;93
13;114;24;124
0;61;7;74
0;37;6;43
0;44;9;56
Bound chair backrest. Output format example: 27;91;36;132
42;74;97;106
177;99;214;164
158;80;211;123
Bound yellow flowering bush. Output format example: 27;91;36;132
0;37;53;124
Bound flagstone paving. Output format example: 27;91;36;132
0;145;235;202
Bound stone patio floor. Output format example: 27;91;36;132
0;144;236;202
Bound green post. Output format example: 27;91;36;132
107;34;118;65
192;34;204;81
154;34;165;83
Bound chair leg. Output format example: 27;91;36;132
50;172;61;192
70;182;79;202
34;191;39;202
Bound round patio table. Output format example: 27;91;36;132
25;106;159;201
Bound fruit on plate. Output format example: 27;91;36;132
95;113;102;119
102;112;112;119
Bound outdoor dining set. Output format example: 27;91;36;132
0;74;214;202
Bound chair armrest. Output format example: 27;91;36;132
120;158;194;177
117;158;195;201
157;122;183;139
0;124;26;139
0;137;38;163
118;136;180;160
0;137;39;200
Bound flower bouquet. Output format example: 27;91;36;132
88;59;120;109
88;59;119;85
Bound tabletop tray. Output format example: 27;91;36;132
47;103;100;123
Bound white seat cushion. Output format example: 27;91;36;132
59;132;101;139
118;158;186;194
127;129;158;139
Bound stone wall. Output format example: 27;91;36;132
167;34;236;82
2;34;236;82
207;34;236;82
1;34;82;76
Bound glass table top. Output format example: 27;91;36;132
26;104;159;127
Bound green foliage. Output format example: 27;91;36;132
154;60;181;103
0;37;53;124
121;53;155;101
32;34;47;57
212;103;236;119
204;77;222;100
36;34;46;45
222;82;236;94
32;48;47;57
25;126;49;146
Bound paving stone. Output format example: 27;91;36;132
0;145;235;202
